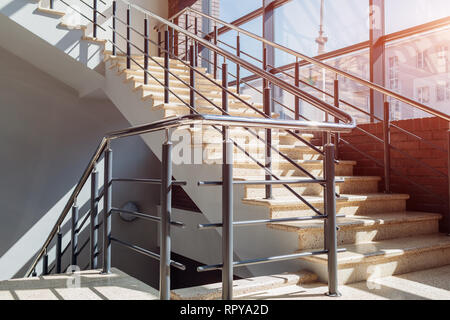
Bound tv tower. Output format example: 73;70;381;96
315;0;328;55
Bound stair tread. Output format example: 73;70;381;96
270;211;442;232
234;159;357;165
235;175;380;181
301;233;450;265
242;193;410;207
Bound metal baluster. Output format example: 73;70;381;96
126;5;131;69
112;1;116;56
325;141;340;297
103;144;112;274
50;0;54;9
213;25;218;79
222;137;234;300
158;31;161;57
294;58;300;121
90;167;99;269
93;0;97;38
71;201;79;266
56;227;62;273
164;30;170;104
236;34;240;94
383;99;391;193
173;18;179;57
334;75;340;159
194;17;198;67
222;62;228;116
160;130;172;300
42;249;48;275
190;45;196;113
263;47;273;199
144;15;149;85
185;14;189;61
32;269;37;277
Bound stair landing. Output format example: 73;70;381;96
0;268;158;300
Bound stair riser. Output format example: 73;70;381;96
302;245;450;284
138;87;252;102
124;72;237;92
269;198;407;218
279;134;316;145
292;219;440;250
233;163;354;177
203;145;320;161
162;108;265;119
244;179;379;198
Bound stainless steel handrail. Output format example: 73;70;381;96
170;6;449;122
25;114;355;277
116;0;353;126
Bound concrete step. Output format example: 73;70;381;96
299;233;450;284
171;271;317;300
133;84;252;102
240;175;381;198
269;211;442;249
242;193;410;218
233;159;356;177
203;144;322;162
153;102;273;119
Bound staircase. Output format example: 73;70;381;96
2;0;450;299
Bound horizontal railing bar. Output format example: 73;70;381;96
112;178;187;185
27;112;354;276
110;237;186;270
59;0;106;31
186;7;450;122
110;208;185;228
197;248;347;272
79;0;107;18
198;214;346;229
340;138;445;202
120;0;354;125
390;123;448;154
198;178;347;186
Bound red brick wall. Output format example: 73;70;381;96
338;117;449;232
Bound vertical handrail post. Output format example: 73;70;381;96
50;0;54;9
144;15;149;85
213;25;218;79
222;138;234;300
334;76;340;159
102;144;112;274
325;142;340;297
236;34;240;94
90;167;99;269
56;227;62;273
294;58;300;133
262;46;273;199
194;17;198;67
185;14;189;61
126;5;131;69
222;62;228;115
164;30;170;104
42;250;48;275
71;202;79;267
112;1;116;56
160;131;172;300
383;99;391;193
93;0;97;38
189;45;196;113
158;31;162;57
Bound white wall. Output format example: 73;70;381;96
0;45;161;287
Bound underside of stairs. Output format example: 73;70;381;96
3;0;450;295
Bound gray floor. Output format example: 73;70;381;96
241;265;450;300
1;265;450;300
